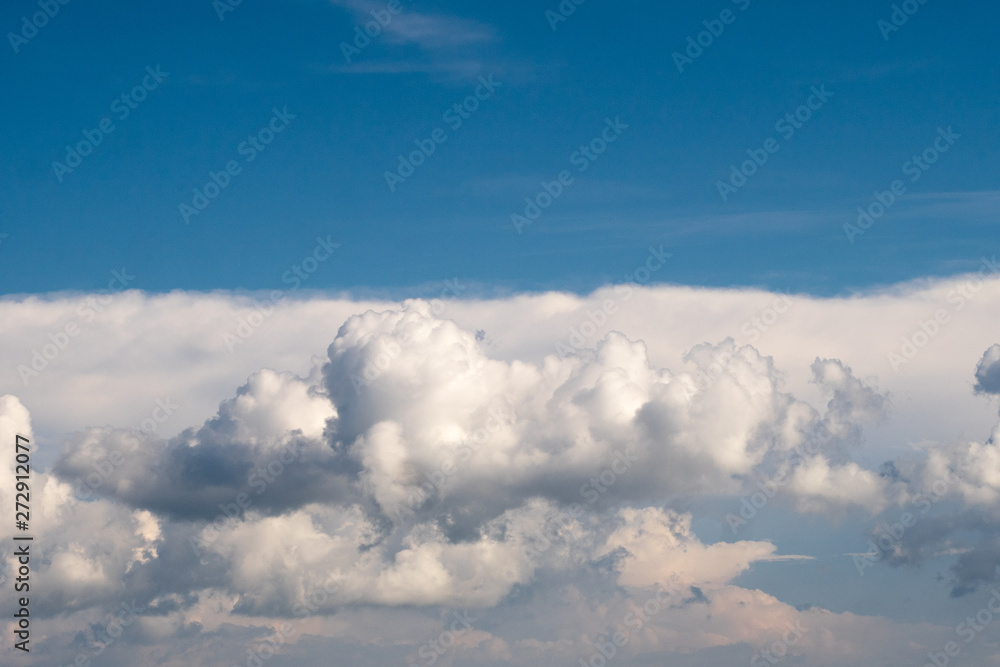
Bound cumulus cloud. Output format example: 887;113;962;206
38;303;840;614
598;507;786;588
322;308;825;524
0;396;163;617
810;358;889;441
854;347;1000;596
3;279;1000;665
1;300;889;662
784;456;891;515
52;366;346;521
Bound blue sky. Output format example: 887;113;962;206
2;0;997;297
4;4;1000;665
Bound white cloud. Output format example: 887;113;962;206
599;507;786;588
784;455;890;515
3;274;1000;664
329;0;496;50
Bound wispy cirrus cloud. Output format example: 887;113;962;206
329;0;501;81
330;0;496;49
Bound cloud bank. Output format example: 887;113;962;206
2;275;1000;665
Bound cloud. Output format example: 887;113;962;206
858;347;1000;596
3;274;998;454
785;456;891;515
329;0;496;50
975;344;1000;396
598;507;789;588
0;396;163;617
50;380;349;522
329;0;500;83
327;0;499;82
3;276;1000;664
35;303;839;615
0;299;895;663
811;358;890;440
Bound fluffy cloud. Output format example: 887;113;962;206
598;507;783;588
0;301;876;662
3;277;1000;665
52;366;346;521
856;347;1000;596
37;302;846;614
324;307;812;520
0;396;163;618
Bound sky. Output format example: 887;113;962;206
2;1;1000;666
1;0;998;296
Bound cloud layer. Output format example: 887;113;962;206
2;275;1000;665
